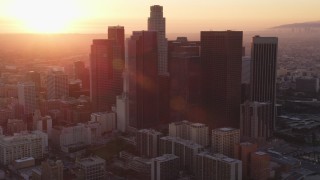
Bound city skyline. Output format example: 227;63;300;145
0;0;319;33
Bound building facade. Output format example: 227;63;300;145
212;128;240;158
201;31;243;129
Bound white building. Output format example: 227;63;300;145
195;152;242;180
169;120;209;146
51;124;91;148
33;110;52;137
76;156;106;180
0;132;46;165
212;128;240;158
18;82;36;115
47;72;68;99
90;112;116;133
116;94;129;132
151;154;180;180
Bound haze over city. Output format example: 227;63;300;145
0;0;320;33
1;1;320;180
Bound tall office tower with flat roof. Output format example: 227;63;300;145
201;31;243;129
108;26;125;98
249;36;278;139
127;31;159;129
90;27;125;112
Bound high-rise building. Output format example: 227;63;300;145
169;120;209;146
148;5;168;74
90;39;114;112
159;136;203;172
76;156;106;180
18;82;37;115
127;31;158;129
108;26;125;98
151;154;180;180
47;72;69;100
201;31;243;129
234;142;258;180
212;128;240;158
137;129;163;158
249;36;278;139
90;27;125;112
168;38;201;121
194;152;242;180
240;101;272;141
0;132;46;165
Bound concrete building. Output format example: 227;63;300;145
240;101;272;141
76;156;106;180
47;71;69;100
137;129;163;158
250;36;278;139
201;31;243;129
234;142;258;179
0;132;46;165
90;112;116;133
159;136;203;172
212;128;240;158
195;152;242;180
151;154;180;180
169;120;209;146
18;82;36;115
33;110;52;136
51;124;91;148
116;94;129;132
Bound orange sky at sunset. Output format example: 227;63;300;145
0;0;319;33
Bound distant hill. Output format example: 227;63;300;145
273;21;320;29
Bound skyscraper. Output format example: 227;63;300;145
201;31;243;129
47;71;68;100
148;5;168;74
108;26;125;97
128;31;158;129
148;5;170;125
90;27;125;112
249;36;278;139
168;38;201;121
90;39;114;112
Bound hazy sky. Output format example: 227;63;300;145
0;0;319;33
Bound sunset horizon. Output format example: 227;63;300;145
1;0;319;33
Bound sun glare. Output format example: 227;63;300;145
10;0;79;33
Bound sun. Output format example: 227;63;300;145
10;0;79;33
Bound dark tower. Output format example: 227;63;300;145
127;31;158;129
201;31;243;129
